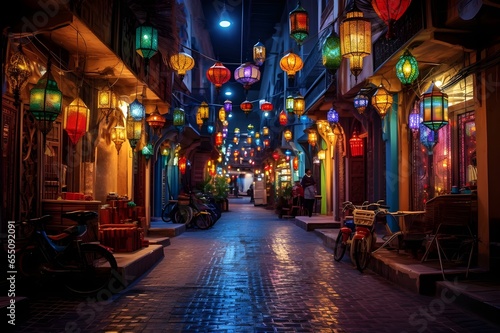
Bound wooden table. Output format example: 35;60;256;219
373;210;426;254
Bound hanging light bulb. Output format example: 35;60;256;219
219;3;231;27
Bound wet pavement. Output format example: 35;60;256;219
5;198;500;332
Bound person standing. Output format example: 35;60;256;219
301;169;316;217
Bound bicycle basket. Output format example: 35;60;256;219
353;210;376;227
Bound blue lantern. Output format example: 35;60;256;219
327;107;339;124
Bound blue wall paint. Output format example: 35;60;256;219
385;94;399;211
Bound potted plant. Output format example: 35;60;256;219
213;175;230;211
275;184;293;218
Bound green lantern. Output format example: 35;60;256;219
29;58;62;136
286;95;294;113
173;107;185;130
322;31;341;74
396;49;419;85
136;21;158;75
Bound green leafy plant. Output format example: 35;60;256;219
213;175;229;201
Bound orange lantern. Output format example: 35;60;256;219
179;156;187;174
260;101;273;112
283;129;292;142
349;131;364;157
280;51;304;80
215;132;223;146
279;109;288;126
293;156;299;170
308;130;317;147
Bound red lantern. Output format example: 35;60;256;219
215;132;223;146
349;131;364;157
206;61;231;93
279;109;288;126
372;0;412;39
179;156;187;174
240;100;253;116
260;101;273;112
293;156;299;170
272;151;280;161
64;97;89;145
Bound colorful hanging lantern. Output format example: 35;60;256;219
279;109;288;126
396;49;419;86
253;41;266;66
354;89;370;114
308;130;318;147
371;84;393;119
247;124;254;132
129;98;145;121
262;126;269;136
372;0;412;39
420;123;438;154
126;116;142;149
349;131;364;157
146;106;166;136
6;44;32;105
272;151;280;161
293;94;305;116
280;51;304;80
408;103;421;137
340;3;371;81
97;86;117;123
142;143;154;160
327;107;339;124
263;138;270;147
322;30;342;74
196;111;203;129
286;95;294;112
215;132;223;146
219;107;226;122
284;129;292;142
173;107;185;129
207;123;214;134
178;156;187;174
289;1;309;46
260;101;273;112
234;62;261;92
318;149;326;160
111;122;126;154
206;61;231;93
64;97;89;145
29;58;63;136
421;82;448;131
293;156;299;170
169;52;195;80
240;100;253;116
135;21;158;75
224;99;233;113
198;101;210;121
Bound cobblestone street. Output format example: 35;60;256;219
6;198;500;332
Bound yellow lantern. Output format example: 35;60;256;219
198;101;210;121
308;130;318;147
371;84;393;119
284;129;292;142
293;94;305;116
340;3;371;80
280;51;303;80
111;122;126;154
219;107;226;121
169;52;195;80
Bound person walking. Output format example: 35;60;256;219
301;168;316;217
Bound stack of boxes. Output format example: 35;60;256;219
98;200;149;252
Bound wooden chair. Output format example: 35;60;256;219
421;194;477;279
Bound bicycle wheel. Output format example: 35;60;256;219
354;234;373;272
64;243;120;295
161;202;176;222
195;212;212;230
333;232;347;262
175;206;193;225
